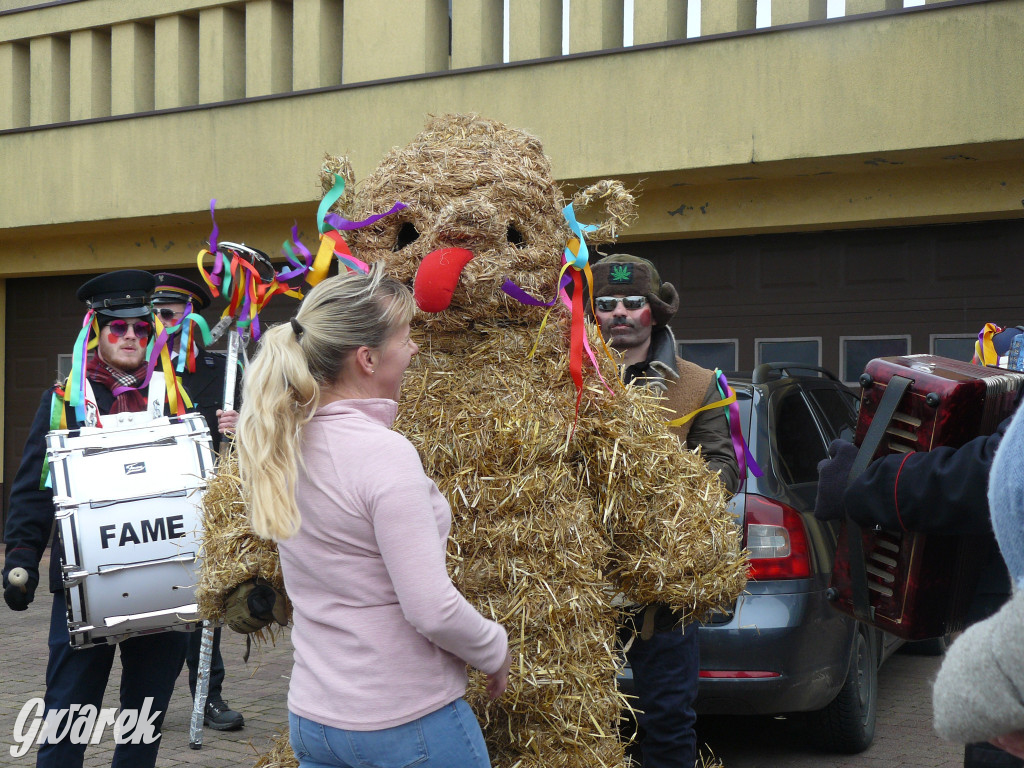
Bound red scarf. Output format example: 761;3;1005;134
85;356;149;414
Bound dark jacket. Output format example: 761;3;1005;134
174;349;241;454
844;415;1014;623
624;325;740;493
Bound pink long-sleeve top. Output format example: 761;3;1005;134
279;398;508;731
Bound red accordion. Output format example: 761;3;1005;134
829;354;1024;640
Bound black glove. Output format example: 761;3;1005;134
247;583;278;622
3;566;39;612
814;439;859;522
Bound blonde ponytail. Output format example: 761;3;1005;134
236;264;414;541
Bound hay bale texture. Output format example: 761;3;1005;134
312;113;749;768
194;450;289;636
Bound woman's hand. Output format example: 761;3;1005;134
991;731;1024;759
486;650;513;699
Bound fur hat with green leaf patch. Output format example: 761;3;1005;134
591;253;679;326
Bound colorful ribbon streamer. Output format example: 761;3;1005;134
974;322;1004;366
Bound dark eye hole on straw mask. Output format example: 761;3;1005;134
506;224;526;248
393;221;421;251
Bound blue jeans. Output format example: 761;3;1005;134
623;617;700;768
289;698;491;768
37;592;188;768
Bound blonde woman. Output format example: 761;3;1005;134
237;266;510;768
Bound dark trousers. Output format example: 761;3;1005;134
38;592;188;768
185;625;226;702
965;742;1024;767
623;618;700;768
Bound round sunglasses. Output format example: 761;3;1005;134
155;307;184;322
595;295;647;312
104;320;152;339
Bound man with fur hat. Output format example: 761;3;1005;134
591;253;739;768
1;270;189;768
151;272;244;732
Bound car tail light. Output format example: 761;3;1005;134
743;494;811;580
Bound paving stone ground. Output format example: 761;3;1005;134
1;551;964;767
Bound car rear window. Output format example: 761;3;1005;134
805;387;858;442
773;391;828;485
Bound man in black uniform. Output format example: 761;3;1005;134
150;272;244;731
2;270;189;768
815;329;1022;768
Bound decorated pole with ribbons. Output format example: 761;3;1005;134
190;206;284;750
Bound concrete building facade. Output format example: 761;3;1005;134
1;0;1023;517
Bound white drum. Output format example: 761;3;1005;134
46;413;215;648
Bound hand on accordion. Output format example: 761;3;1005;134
814;439;858;522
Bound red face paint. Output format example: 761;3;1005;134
637;306;653;328
106;332;120;345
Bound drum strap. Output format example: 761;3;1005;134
844;374;914;624
80;374;167;427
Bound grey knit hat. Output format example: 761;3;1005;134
932;590;1024;743
932;406;1024;744
590;254;679;326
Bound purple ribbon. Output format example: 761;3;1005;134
324;202;408;232
501;273;572;306
717;370;762;491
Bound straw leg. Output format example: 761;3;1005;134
188;622;215;749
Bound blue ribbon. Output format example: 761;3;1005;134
561;203;597;269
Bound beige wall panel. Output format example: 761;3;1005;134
700;0;756;36
623;158;1024;240
569;0;624;54
451;0;503;69
2;1;236;42
1;1;1023;238
0;41;29;129
632;0;688;45
247;0;292;97
199;5;245;103
70;29;111;120
111;22;155;115
29;35;69;125
771;0;828;26
155;14;199;109
292;0;343;89
845;0;902;14
508;0;561;61
342;0;448;83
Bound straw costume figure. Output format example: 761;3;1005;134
294;113;745;768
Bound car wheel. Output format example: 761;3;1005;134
900;633;952;656
805;624;878;753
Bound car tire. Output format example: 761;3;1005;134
900;633;952;656
805;624;878;753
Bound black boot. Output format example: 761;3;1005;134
204;699;245;731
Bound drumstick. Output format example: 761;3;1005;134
8;567;28;592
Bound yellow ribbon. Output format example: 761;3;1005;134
665;392;737;428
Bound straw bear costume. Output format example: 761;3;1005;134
313;114;747;768
202;114;747;768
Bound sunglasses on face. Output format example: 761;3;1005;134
595;295;647;312
105;320;152;339
155;308;183;321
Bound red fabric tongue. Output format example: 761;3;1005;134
413;248;475;312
